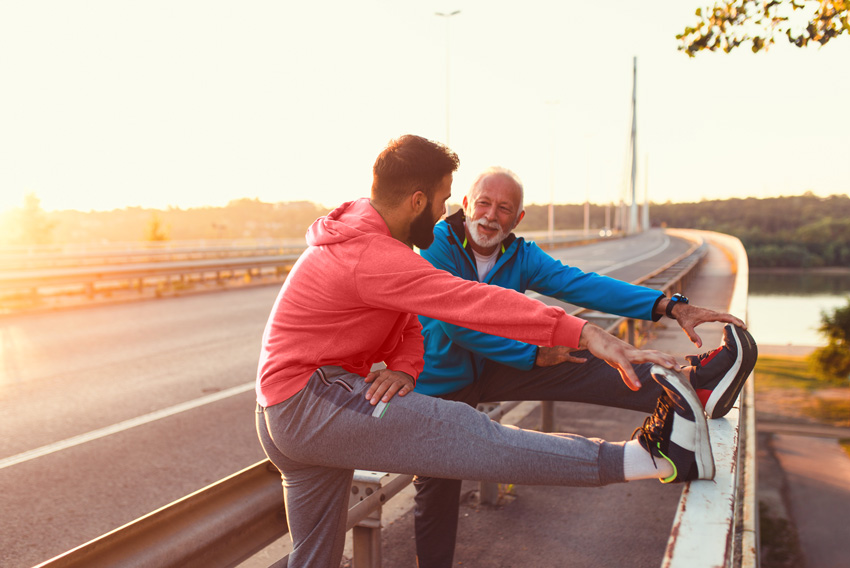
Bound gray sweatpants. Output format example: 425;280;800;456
256;366;628;568
413;352;662;568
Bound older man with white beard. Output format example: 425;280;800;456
411;166;756;568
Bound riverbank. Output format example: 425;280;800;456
755;354;850;430
757;344;818;357
750;266;850;275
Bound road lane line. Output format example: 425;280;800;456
0;382;254;471
593;234;670;275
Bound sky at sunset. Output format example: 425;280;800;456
2;1;848;215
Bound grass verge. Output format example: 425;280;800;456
755;355;824;391
759;501;805;568
755;355;850;426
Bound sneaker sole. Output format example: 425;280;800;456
705;326;758;419
651;364;715;481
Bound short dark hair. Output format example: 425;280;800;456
372;135;459;205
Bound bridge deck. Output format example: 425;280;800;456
241;238;740;567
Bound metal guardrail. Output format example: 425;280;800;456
0;244;308;270
0;233;616;310
1;255;301;295
0;238;308;256
34;230;748;568
34;461;287;568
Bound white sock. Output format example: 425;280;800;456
623;439;674;481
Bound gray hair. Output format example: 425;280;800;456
467;167;525;221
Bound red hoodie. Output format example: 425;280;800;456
256;198;587;407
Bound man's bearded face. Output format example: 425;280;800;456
467;215;507;249
410;198;437;249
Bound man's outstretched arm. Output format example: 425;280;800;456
578;323;677;391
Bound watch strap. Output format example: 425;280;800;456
666;294;687;319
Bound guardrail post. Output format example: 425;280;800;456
540;401;555;432
476;403;501;505
350;470;387;568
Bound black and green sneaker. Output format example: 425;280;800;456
633;365;715;483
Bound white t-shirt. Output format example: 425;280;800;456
472;248;499;282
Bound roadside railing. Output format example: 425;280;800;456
660;229;758;568
0;232;617;312
0;254;302;301
34;230;754;568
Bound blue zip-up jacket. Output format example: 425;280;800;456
416;210;665;396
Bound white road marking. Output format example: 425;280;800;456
0;382;254;471
594;234;670;275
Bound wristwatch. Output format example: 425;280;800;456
666;293;689;319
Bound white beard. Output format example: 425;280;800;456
468;217;506;249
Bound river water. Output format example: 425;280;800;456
747;269;850;347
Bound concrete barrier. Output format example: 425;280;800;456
661;229;757;568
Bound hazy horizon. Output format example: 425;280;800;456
6;188;844;216
2;1;848;216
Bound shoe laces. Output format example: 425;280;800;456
686;346;723;367
631;396;672;466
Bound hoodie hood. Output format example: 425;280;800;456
306;198;392;246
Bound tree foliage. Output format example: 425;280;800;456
4;193;847;270
499;192;850;268
678;0;850;56
810;299;850;383
9;193;56;245
145;212;169;242
648;192;850;268
0;197;330;246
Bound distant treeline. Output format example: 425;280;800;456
646;193;850;268
520;192;850;268
5;192;848;268
2;198;331;244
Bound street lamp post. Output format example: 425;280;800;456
435;10;460;146
545;100;560;244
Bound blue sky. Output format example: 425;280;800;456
1;1;848;213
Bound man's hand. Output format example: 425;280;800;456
577;323;677;391
364;369;414;405
666;301;746;349
535;345;588;367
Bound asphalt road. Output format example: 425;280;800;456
0;229;688;568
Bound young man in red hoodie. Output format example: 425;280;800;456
256;134;722;567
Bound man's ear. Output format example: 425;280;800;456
462;195;469;211
410;190;428;214
514;209;525;229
